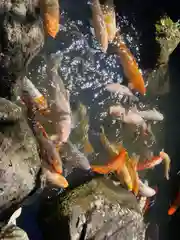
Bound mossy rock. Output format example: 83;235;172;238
155;16;180;65
39;177;145;240
58;177;140;217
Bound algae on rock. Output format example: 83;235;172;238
39;177;145;240
155;16;180;65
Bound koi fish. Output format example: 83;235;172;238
46;53;72;144
118;164;133;191
105;83;138;101
99;126;132;190
70;102;94;154
60;141;91;171
109;105;147;132
101;0;117;42
168;191;180;215
99;126;119;157
126;157;139;196
22;76;49;115
138;179;156;197
113;32;146;95
131;106;164;121
141;186;158;214
159;151;171;180
91;0;109;52
41;0;60;38
25;95;68;189
91;148;127;175
137;156;163;171
31;118;63;175
44;169;69;188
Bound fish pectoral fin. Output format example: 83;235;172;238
91;164;112;174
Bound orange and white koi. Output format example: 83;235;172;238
22;77;49;115
168;191;180;215
113;32;146;95
91;148;127;175
142;185;158;214
41;0;60;38
101;0;117;42
137;156;163;171
91;0;109;52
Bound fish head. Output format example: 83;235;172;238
44;169;69;188
150;108;164;121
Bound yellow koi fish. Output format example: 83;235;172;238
99;126;132;190
91;0;109;52
101;0;117;42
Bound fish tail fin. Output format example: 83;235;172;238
46;170;69;188
91;165;111;174
168;205;177;215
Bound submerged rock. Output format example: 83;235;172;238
39;177;145;240
0;102;42;229
0;0;44;230
0;0;44;99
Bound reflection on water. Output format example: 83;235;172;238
27;14;165;167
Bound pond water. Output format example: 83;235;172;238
18;2;180;240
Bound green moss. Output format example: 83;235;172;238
155;16;180;41
155;16;180;64
58;177;140;217
58;179;98;216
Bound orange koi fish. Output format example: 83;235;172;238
113;32;146;95
91;0;109;52
45;169;69;188
41;0;60;38
101;0;117;42
91;148;127;175
31;119;63;175
137;156;163;171
168;191;180;215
